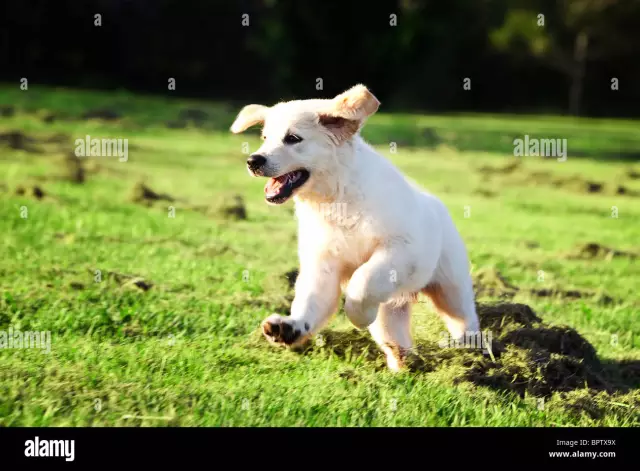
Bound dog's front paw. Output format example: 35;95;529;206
261;314;310;347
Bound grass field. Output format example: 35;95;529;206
0;86;639;426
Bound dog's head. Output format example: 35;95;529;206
230;84;380;204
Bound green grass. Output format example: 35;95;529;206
0;84;638;426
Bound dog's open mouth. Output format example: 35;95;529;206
264;169;310;204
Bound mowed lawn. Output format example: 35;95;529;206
0;86;638;426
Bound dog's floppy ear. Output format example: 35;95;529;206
230;104;268;133
318;115;361;142
318;85;380;142
331;84;380;121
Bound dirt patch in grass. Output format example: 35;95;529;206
46;133;71;144
473;267;615;304
6;150;89;185
129;181;176;206
565;242;638;260
457;304;638;403
81;108;121;121
210;194;247;220
189;194;249;220
473;267;518;299
62;152;86;183
528;172;640;197
473;188;497;198
120;278;153;292
0;106;15;117
553;177;604;194
520;171;606;195
284;269;298;289
530;287;614;305
42;113;57;123
614;185;640;196
520;240;540;249
129;183;248;221
480;163;640;197
501;325;598;364
0;130;75;157
0;131;43;153
526;170;552;183
88;269;154;292
477;160;521;175
474;302;541;331
14;184;46;200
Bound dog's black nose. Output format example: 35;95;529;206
247;154;266;171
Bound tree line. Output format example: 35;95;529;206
2;0;639;117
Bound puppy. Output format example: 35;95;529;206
231;84;479;371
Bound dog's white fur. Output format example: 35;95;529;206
231;84;479;371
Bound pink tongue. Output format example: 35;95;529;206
265;177;284;195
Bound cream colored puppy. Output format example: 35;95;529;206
231;85;479;371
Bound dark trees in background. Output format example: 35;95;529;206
1;0;639;117
491;0;640;116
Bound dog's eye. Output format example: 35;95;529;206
283;134;303;145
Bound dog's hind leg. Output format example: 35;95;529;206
423;281;477;341
422;265;479;341
422;215;479;340
368;301;412;372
